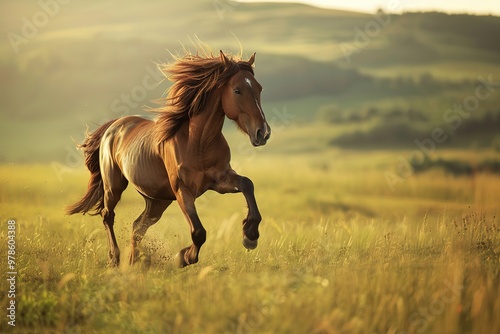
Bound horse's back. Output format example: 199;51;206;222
100;116;175;201
100;115;153;160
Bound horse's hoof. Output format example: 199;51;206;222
242;236;258;250
175;249;188;268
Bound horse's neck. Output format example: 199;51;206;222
187;96;225;149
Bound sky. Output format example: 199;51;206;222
237;0;500;16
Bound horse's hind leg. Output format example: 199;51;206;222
101;167;128;267
129;197;171;265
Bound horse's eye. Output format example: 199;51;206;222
234;89;241;95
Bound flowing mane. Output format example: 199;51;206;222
152;51;254;145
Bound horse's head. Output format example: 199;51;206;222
220;52;271;147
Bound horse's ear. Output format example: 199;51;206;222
220;50;230;65
248;52;256;66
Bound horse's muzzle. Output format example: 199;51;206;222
252;124;271;147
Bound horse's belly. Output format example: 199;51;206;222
105;116;174;201
124;159;175;201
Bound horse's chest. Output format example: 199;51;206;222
177;161;225;197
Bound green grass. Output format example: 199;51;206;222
0;148;499;333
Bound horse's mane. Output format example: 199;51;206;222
152;49;254;146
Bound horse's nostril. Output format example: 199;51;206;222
264;130;271;140
255;127;269;145
256;129;264;141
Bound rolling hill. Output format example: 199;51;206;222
1;0;500;161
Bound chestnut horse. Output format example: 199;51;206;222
66;50;271;267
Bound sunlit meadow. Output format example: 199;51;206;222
1;144;499;333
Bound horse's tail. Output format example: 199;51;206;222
65;119;116;216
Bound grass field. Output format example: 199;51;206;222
1;145;499;333
2;1;500;333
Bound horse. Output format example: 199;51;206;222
66;50;271;268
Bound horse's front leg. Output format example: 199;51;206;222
175;186;207;267
213;170;262;250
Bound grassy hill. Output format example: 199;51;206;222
1;1;500;161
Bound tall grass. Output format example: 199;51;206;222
0;152;498;333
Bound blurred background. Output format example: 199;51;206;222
1;0;500;167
